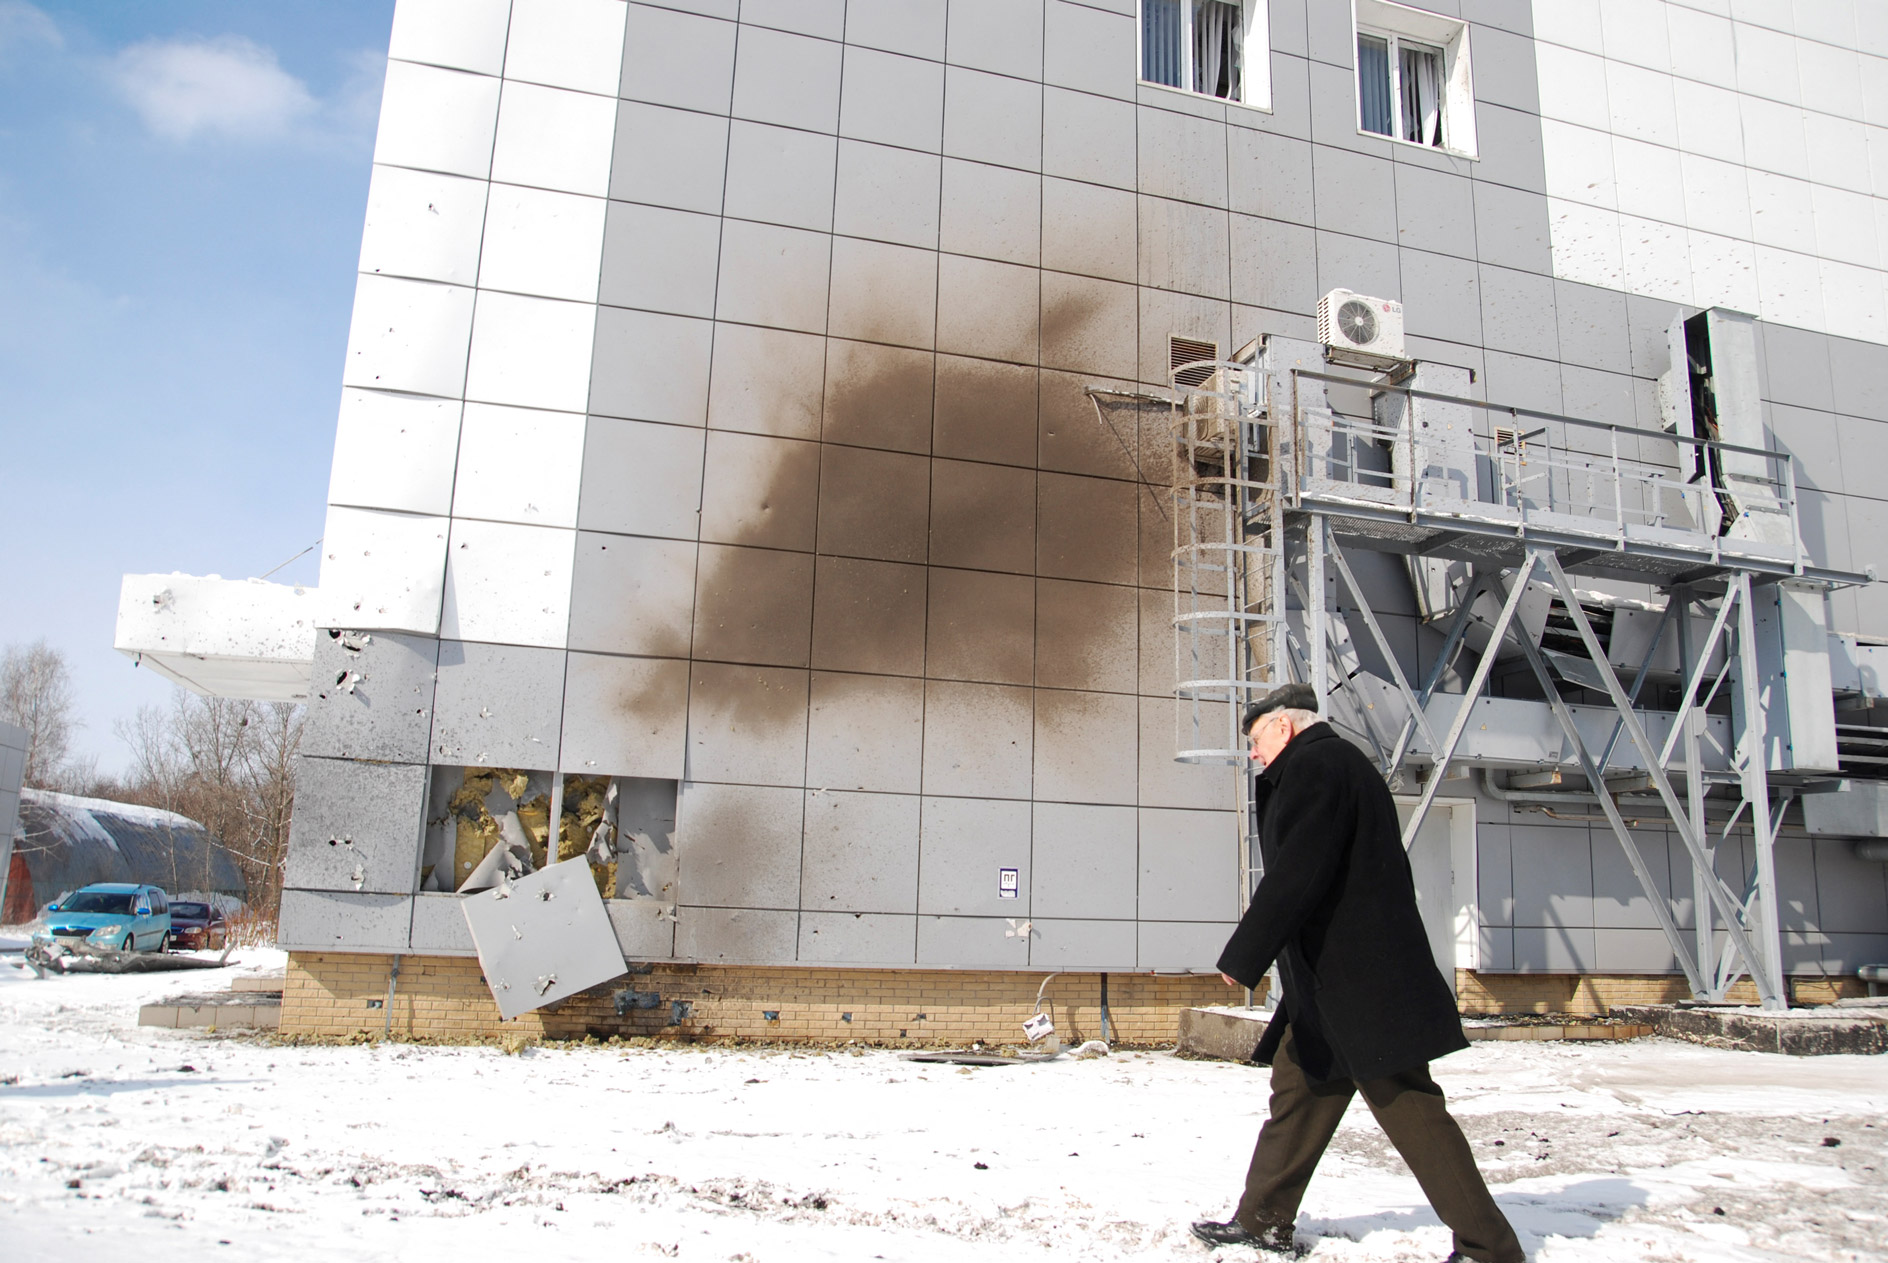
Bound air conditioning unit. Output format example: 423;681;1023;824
1318;289;1406;361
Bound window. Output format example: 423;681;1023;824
1353;1;1475;156
1141;0;1271;109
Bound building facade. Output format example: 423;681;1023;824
267;0;1888;1039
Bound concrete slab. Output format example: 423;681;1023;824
1176;1006;1271;1061
1613;1003;1888;1056
139;994;283;1030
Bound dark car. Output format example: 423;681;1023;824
166;901;228;951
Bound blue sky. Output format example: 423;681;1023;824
0;1;395;774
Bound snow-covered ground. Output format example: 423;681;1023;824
1;954;1883;1262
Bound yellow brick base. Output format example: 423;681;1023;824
1455;971;1868;1015
281;952;1235;1046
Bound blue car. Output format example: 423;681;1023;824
32;883;174;955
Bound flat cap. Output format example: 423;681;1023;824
1240;683;1320;734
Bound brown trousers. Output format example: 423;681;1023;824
1236;1028;1525;1263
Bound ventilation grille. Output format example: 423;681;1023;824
1170;336;1220;388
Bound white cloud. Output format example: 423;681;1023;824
112;35;317;142
0;1;62;55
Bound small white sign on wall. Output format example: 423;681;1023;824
998;868;1019;899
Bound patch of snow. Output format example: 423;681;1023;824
22;787;204;837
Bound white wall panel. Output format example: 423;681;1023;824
317;506;451;633
1618;214;1693;305
1541;120;1616;209
504;0;628;96
476;183;608;301
1603;61;1678;149
1819;259;1887;344
452;402;586;527
439;518;577;647
490;81;618;196
342;274;476;398
387;0;513;76
358;164;489;285
464;290;597;412
1549;200;1624;290
374;61;503;179
1755;245;1826;330
1687;229;1761;312
327;389;462;516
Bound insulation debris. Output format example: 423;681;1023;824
425;768;624;897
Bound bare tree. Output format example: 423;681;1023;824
1;639;78;788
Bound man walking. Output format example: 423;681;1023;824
1191;684;1524;1263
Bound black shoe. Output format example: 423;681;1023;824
1189;1218;1296;1253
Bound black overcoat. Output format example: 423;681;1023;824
1216;723;1466;1084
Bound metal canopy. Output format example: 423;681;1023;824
1166;336;1872;1012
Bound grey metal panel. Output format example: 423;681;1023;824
1811;838;1888;934
1231;214;1318;316
731;24;842;133
1040;366;1139;477
1787;932;1888;975
1594;927;1680;974
277;889;413;953
1039;472;1136;584
1763;322;1835;411
675;905;799;962
1229;130;1313;225
568;533;698;657
1468;102;1546;195
1469;23;1542;114
1138;699;1235;810
810;556;927;676
928;459;1037;572
1829;336;1888;422
1312;147;1397;244
936;253;1038;361
921;679;1034;800
283;757;427;894
1778;406;1843;494
1138;920;1232;971
844;0;946;60
942;65;1043;171
833;140;941;249
1590;827;1676;930
840;45;944;151
742;0;844;40
826;236;939;350
714;220;832;334
799;911;919;964
1253;50;1313;142
1138;806;1239;921
1138;195;1231;300
1136;103;1229;208
1511;924;1598;972
800;789;921;912
1477;926;1515;972
684;661;810;786
815;447;930;562
1042;85;1136;190
917;914;1031;967
1624;291;1685;380
1834;415;1888;497
933;356;1039;466
805;671;925;793
1395;165;1476;260
691;543;816;668
1508;822;1595;929
1042;177;1137;283
608;898;678;959
1034;689;1137;805
610;100;729;214
941;158;1040;267
917;795;1031;915
1469;184;1553;277
1552;279;1632;374
560;653;689;778
301;630;440;764
589;307;713;426
578;418;705;541
926;568;1035;684
723;119;839;232
708;322;825;439
1029;917;1136;969
698;430;820;550
1043;0;1134;99
946;0;1043;80
676;781;804;907
430;641;568;770
1036;580;1133;696
1477;823;1515;926
1400;249;1482;347
598;201;724;319
1314;231;1400;305
1302;0;1352;67
823;339;933;453
620;3;737;113
1774;833;1822;934
1478;265;1560;360
1480;350;1563;415
1559;365;1634;429
409;892;477;955
1031;801;1136;920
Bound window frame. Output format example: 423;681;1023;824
1137;0;1273;113
1351;0;1477;158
